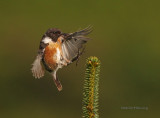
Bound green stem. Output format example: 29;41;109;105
82;56;100;118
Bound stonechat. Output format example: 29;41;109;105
31;26;92;91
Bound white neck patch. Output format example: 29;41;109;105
42;37;52;44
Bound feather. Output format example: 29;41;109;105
71;26;93;37
61;26;92;62
62;42;70;59
31;55;45;79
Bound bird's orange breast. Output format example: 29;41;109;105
44;42;58;70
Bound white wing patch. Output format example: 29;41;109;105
31;55;45;79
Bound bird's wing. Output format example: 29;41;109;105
31;54;45;79
61;26;92;62
31;37;49;78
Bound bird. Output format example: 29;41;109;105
31;26;92;91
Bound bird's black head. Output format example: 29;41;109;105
45;28;62;42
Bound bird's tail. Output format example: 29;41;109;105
52;72;62;91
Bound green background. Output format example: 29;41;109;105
0;0;160;118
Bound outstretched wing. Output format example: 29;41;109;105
31;54;45;79
61;26;92;62
31;37;49;78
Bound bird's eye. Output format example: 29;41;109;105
56;31;61;34
52;31;61;34
61;39;64;43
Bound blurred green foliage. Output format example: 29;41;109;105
0;0;160;118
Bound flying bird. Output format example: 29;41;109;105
31;26;92;91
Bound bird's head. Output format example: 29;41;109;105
45;28;62;42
